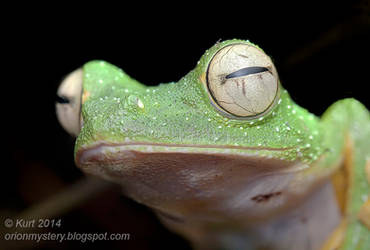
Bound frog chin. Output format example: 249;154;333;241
75;142;330;222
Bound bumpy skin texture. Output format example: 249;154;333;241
76;40;324;163
71;40;369;249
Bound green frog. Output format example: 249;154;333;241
56;39;370;250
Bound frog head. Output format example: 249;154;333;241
56;40;324;221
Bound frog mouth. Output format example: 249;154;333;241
76;141;296;168
75;142;304;184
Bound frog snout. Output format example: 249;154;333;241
55;68;83;137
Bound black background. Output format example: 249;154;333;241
2;2;370;249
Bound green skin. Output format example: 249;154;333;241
73;40;369;249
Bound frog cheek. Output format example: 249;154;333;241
55;68;83;137
206;43;279;119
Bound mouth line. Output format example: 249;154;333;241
77;141;294;157
76;141;296;167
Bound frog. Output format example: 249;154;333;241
55;39;370;250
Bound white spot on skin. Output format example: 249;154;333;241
292;110;296;114
275;127;280;132
309;135;313;140
287;105;291;109
137;99;144;109
186;117;189;121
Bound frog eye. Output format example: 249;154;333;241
206;43;279;118
55;68;83;136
